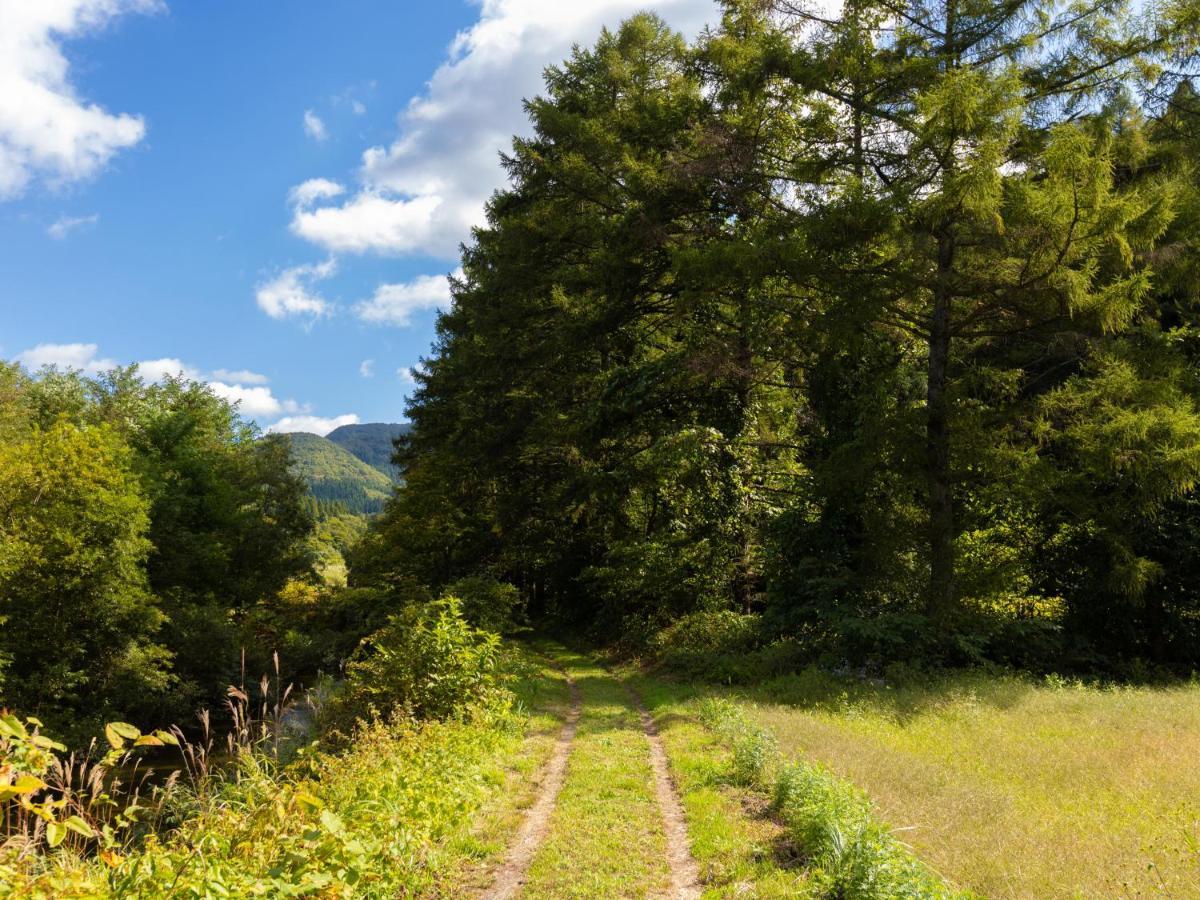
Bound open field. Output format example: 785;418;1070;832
653;670;1200;898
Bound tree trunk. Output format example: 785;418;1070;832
732;294;756;613
926;230;956;619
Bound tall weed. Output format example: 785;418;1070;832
695;697;967;898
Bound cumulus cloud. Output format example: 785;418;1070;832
46;212;98;239
210;367;269;385
287;0;717;259
13;342;356;432
255;259;336;320
209;381;306;419
303;109;328;141
0;0;161;199
137;357;201;382
290;191;442;256
289;177;344;208
397;366;417;385
15;341;115;374
354;270;458;327
359;359;375;378
266;413;359;436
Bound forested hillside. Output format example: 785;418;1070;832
287;431;395;516
326;422;410;479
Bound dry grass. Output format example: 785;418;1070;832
741;670;1200;898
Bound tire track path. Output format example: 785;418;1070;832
485;674;582;900
626;683;703;900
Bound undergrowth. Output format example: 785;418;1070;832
1;599;535;897
695;697;969;899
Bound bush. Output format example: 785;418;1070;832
651;610;763;678
333;597;506;727
651;611;813;683
446;575;525;634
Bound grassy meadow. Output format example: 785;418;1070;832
641;669;1200;898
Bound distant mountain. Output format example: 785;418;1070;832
286;432;394;516
326;422;411;480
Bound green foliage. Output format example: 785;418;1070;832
0;363;316;737
697;698;962;898
0;694;522;897
332;597;505;727
0;420;170;738
446;575;525;634
0;711;176;866
357;1;1200;670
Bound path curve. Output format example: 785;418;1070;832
627;683;703;899
484;674;582;900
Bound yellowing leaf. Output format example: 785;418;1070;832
295;791;324;811
11;775;46;794
105;721;141;749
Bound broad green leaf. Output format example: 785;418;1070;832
45;821;66;848
64;815;95;838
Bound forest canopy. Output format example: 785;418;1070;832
361;0;1200;672
0;363;316;740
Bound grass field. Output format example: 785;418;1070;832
718;670;1200;898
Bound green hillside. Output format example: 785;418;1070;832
326;422;410;480
286;431;394;516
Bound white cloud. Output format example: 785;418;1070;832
397;366;417;385
208;381;307;419
290;191;442;256
0;0;161;199
210;367;269;385
15;341;115;374
354;269;458;327
351;100;366;116
46;212;98;238
359;359;374;378
303;109;328;142
137;357;201;382
288;177;344;208
287;0;717;259
255;259;336;320
266;413;359;436
12;342;348;429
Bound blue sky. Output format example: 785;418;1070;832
0;0;716;433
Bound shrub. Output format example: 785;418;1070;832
333;597;506;726
446;575;525;634
652;610;763;679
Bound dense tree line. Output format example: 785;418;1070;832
364;0;1200;670
0;364;317;739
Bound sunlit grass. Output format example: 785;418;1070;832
522;657;671;899
443;644;574;894
738;670;1200;898
633;677;815;898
